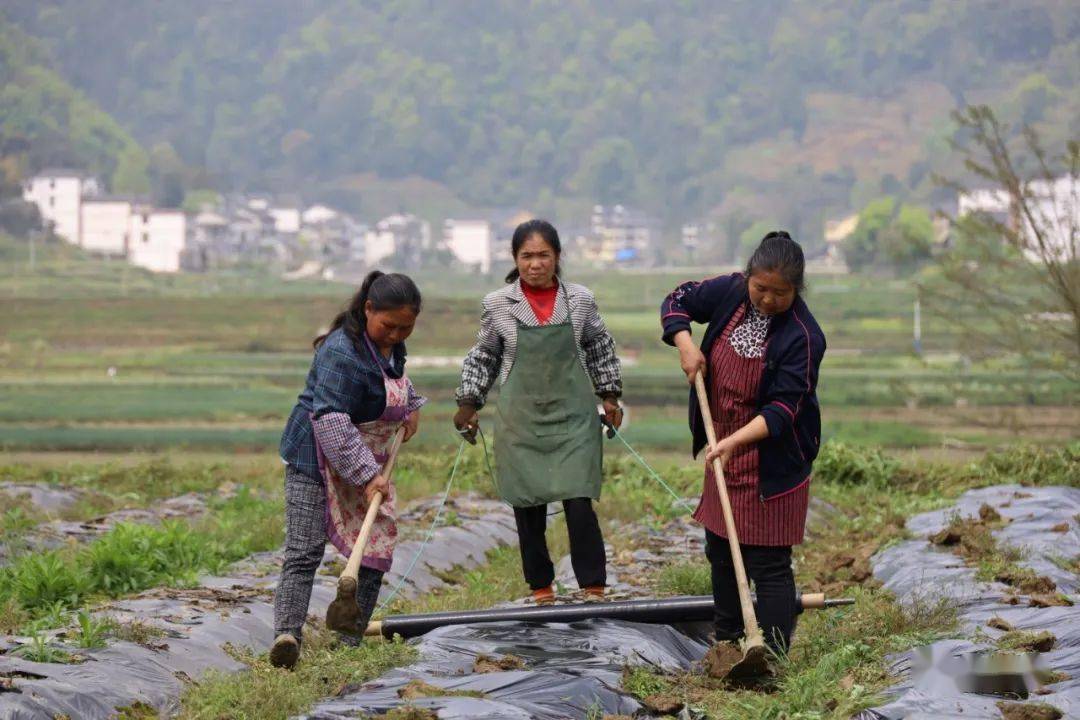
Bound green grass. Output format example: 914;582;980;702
178;627;417;720
655;561;712;596
0;455;282;552
2;245;1076;455
0;384;295;422
0;487;283;632
176;542;535;720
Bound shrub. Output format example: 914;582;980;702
5;553;88;609
814;442;900;487
978;443;1079;487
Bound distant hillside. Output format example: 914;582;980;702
0;16;149;195
4;2;1078;248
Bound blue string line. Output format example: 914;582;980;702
609;425;696;512
375;422;690;612
375;438;464;612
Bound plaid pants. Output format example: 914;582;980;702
273;466;383;639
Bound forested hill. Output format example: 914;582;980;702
3;2;1078;245
0;18;149;196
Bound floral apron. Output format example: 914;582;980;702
314;336;408;571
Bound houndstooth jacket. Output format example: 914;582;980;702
455;279;622;409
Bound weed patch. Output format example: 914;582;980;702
0;487;282;632
12;632;76;664
109;620;168;646
654;561;711;596
177;624;415;720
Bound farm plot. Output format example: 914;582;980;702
0;492;518;719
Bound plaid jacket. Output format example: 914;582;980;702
280;328;425;480
455;279;622;409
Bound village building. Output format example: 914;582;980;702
21;169;100;245
364;214;430;269
127;207;187;273
579;204;656;266
957;176;1077;262
270;206;301;235
443;219;494;273
820;213;858;272
80;196;137;256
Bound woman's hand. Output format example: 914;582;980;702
601;395;623;430
453;404;479;445
403;411;420;443
364;473;389;504
673;330;706;384
705;435;739;469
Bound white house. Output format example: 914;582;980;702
21;169;99;245
128;208;187;273
364;226;397;266
364;214;430;268
80;198;134;256
270;206;301;234
302;204;340;226
958;176;1076;262
444;219;494;273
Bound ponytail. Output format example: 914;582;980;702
314;270;422;351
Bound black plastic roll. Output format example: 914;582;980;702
375;593;835;639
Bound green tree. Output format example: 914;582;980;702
111;143;150;194
843;198;933;274
843;197;895;271
570;137;640;205
881;204;934;273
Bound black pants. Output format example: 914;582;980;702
705;529;797;654
514;498;606;590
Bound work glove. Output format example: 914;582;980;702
453;403;479;445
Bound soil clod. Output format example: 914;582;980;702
642;693;684;714
996;701;1063;720
993;570;1056;595
704;642;744;679
997;630;1057;653
1028;593;1072;608
397;680;484;701
472;653;526;673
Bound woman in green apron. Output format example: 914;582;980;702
454;219;624;604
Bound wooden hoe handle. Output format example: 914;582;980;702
341;427;406;584
694;372;765;649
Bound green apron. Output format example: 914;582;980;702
494;320;603;507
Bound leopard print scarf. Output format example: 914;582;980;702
728;303;770;358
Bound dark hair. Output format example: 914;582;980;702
745;230;805;293
314;271;422;350
504;219;562;283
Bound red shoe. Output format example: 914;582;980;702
583;586;606;602
532;586;556;605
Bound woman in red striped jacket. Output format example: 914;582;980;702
660;231;826;656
